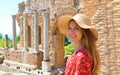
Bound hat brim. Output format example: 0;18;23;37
57;15;98;41
58;15;72;35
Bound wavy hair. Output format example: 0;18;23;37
81;29;100;75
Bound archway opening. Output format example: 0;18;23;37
38;26;41;44
28;26;31;47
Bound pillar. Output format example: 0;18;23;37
23;12;28;51
12;15;17;50
42;9;49;61
4;34;9;49
41;9;51;72
33;10;39;53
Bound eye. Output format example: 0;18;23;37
74;27;80;30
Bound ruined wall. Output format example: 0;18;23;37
91;0;120;75
110;1;120;74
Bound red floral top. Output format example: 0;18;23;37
64;47;92;75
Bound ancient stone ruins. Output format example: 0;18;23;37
1;0;120;75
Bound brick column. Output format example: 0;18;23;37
33;10;39;53
12;15;17;50
23;12;28;51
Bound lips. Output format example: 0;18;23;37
70;35;76;38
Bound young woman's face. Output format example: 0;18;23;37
68;20;83;43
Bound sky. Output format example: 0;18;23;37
0;0;26;38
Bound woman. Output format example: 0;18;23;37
59;14;100;75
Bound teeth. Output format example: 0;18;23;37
70;35;76;38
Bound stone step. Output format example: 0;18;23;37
0;71;28;75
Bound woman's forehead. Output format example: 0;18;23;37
69;21;79;27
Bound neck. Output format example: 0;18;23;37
73;42;82;50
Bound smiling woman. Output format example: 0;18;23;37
59;14;100;75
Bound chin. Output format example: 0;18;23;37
70;40;76;43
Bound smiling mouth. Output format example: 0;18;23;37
70;35;76;38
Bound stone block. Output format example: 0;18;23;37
42;61;51;72
25;52;43;67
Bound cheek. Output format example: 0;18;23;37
77;32;83;39
67;31;70;37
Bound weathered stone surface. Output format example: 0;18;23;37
4;50;43;66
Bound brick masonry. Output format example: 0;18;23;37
4;50;43;67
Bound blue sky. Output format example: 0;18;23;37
0;0;26;38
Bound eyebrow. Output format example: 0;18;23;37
68;25;80;27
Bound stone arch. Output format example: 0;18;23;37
51;26;65;68
51;14;74;68
56;7;77;18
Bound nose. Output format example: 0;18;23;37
68;28;75;34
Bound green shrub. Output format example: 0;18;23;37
64;36;71;46
0;33;3;39
0;39;5;47
64;44;74;56
8;39;13;48
0;39;13;48
16;35;20;43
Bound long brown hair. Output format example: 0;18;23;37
81;29;100;75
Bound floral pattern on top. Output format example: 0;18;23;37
65;47;92;75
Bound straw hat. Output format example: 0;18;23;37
58;14;98;41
